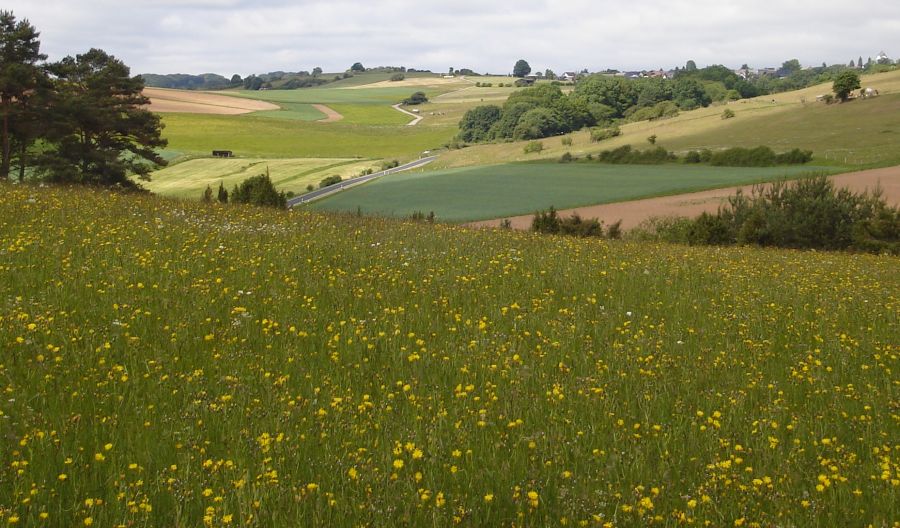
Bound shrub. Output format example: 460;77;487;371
403;91;428;105
390;73;405;82
410;211;436;223
590;126;621;142
606;220;623;240
644;176;900;253
531;207;606;238
775;148;813;165
709;146;813;167
721;108;735;119
597;145;675;164
381;160;400;171
684;150;702;164
699;149;713;162
709;146;777;167
561;136;573;146
559;152;575;163
319;175;342;188
629;216;695;243
523;141;544;154
628;101;680;122
230;173;287;209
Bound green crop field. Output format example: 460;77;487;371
309;162;834;221
253;103;326;122
141;157;381;198
160;113;456;159
1;183;896;527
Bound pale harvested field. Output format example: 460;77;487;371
340;77;469;89
145;87;279;114
312;104;344;122
470;165;900;230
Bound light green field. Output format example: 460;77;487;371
310;162;833;221
253;103;326;121
160;113;456;159
2;183;896;527
436;70;900;170
141;157;382;198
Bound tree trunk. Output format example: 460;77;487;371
17;142;26;182
1;97;10;180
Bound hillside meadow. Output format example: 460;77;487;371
0;184;897;527
435;70;900;170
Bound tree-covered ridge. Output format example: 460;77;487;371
458;75;717;143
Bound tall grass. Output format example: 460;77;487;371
0;184;897;527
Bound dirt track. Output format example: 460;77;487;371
144;87;279;114
470;166;900;231
312;104;344;123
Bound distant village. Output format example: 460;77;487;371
501;50;893;86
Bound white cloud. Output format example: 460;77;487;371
6;0;899;75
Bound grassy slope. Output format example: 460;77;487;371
142;158;382;198
160;113;455;159
310;163;832;221
435;70;900;170
1;184;896;527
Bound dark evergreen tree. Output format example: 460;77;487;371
38;48;166;186
0;11;47;180
513;59;532;78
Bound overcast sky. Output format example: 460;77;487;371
7;0;899;76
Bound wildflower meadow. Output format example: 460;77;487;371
0;184;896;527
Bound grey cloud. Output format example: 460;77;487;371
6;0;898;75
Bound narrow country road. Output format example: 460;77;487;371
288;156;438;207
392;104;424;126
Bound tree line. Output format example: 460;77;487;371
0;11;165;187
458;75;714;143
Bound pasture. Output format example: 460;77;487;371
0;183;896;527
309;162;833;221
141;157;380;198
159;113;456;159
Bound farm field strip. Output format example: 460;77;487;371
471;164;900;230
0;183;896;526
309;162;837;222
142;157;380;198
144;87;280;115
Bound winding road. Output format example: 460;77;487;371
392;104;424;126
288;156;438;207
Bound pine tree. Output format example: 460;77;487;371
217;181;228;203
38;48;166;186
0;11;47;180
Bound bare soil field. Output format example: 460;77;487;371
145;87;279;114
312;104;344;122
470;165;900;231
